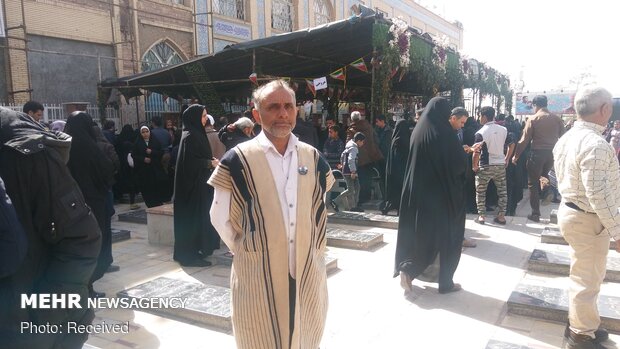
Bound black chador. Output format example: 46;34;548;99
394;97;466;293
173;104;219;266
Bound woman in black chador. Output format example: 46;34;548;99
394;97;467;294
132;126;166;208
382;117;414;215
64;111;115;298
173;104;219;267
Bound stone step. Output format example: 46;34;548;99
327;212;398;230
117;209;147;225
215;251;338;274
528;246;620;282
117;277;231;331
507;280;620;331
326;228;383;250
541;227;615;249
111;229;131;243
550;209;558;224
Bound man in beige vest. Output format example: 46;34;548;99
209;80;334;349
554;86;620;349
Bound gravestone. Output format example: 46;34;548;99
541;227;614;249
328;212;398;229
215;252;338;274
326;228;383;250
111;229;131;243
550;209;558;224
507;281;620;331
528;247;620;282
485;340;530;349
118;209;147;224
117;277;231;331
146;204;174;245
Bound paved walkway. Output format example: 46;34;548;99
84;195;620;349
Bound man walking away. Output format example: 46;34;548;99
512;95;564;222
335;132;366;212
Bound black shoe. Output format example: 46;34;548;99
330;200;339;212
564;328;606;348
565;325;609;344
527;214;540;222
89;290;106;299
106;265;120;273
179;259;212;267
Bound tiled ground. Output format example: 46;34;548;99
83;197;620;349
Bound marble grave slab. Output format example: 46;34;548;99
326;228;383;250
327;212;398;229
118;209;147;224
528;247;620;282
507;281;620;331
541;227;614;249
111;229;131;243
550;209;558;224
117;277;231;331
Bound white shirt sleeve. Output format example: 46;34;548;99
210;187;238;252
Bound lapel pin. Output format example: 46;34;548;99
298;166;308;175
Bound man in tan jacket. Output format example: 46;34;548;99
209;80;334;349
512;95;564;221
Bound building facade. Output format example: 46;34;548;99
1;0;194;104
1;0;462;106
197;0;463;55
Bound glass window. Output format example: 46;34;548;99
141;42;183;72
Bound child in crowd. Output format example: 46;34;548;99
335;132;365;212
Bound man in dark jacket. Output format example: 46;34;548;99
0;107;101;349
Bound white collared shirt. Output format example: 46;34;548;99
210;132;300;277
553;120;620;239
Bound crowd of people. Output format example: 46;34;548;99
2;83;620;349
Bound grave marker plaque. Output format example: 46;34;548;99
118;277;231;331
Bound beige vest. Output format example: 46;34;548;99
209;139;333;349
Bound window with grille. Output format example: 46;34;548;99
142;42;183;72
314;0;332;26
141;42;184;120
212;0;246;20
272;0;293;32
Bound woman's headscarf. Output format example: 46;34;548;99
181;104;211;156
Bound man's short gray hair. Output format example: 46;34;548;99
252;79;296;110
350;111;363;121
574;85;613;118
234;116;254;130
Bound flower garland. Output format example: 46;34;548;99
388;17;411;68
432;35;451;73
